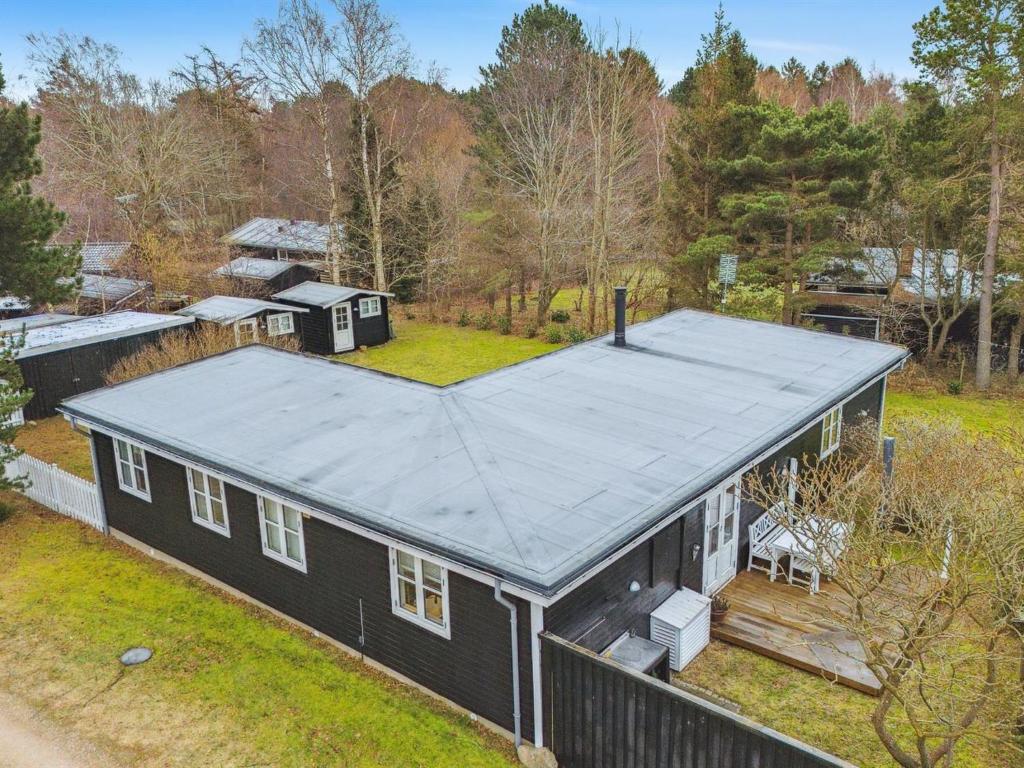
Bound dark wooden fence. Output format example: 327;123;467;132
541;633;854;768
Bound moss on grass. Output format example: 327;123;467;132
0;495;516;768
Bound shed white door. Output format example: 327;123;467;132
332;302;354;352
703;477;740;594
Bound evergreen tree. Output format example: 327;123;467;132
0;60;79;306
912;0;1024;389
663;6;757;308
715;101;879;324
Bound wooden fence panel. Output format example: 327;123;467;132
541;633;854;768
5;453;105;532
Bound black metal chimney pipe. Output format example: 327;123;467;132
613;286;627;347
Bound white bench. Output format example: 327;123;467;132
747;505;785;574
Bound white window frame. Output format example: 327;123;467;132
186;466;230;537
389;547;451;639
820;405;843;458
114;438;150;501
257;495;307;572
358;296;382;318
266;312;294;336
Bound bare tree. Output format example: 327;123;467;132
28;33;249;239
747;419;1024;768
580;33;657;333
478;33;589;326
332;0;427;291
244;0;348;284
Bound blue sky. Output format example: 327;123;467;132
2;0;935;98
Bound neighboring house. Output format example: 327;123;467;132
273;281;392;354
78;242;133;275
214;257;321;297
11;311;192;421
801;245;975;340
60;302;907;749
0;313;78;333
176;296;308;346
0;296;32;319
75;274;152;314
222;217;330;263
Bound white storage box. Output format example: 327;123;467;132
650;588;711;672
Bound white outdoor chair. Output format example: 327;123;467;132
747;508;784;574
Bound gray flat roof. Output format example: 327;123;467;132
78;273;150;301
16;311;193;359
61;310;907;595
214;256;299;281
223;218;331;254
177;296;308;324
77;242;132;274
273;281;393;308
0;313;79;334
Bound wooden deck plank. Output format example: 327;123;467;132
712;571;881;696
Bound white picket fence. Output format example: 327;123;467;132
6;453;105;532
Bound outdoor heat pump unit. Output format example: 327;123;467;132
650;588;711;672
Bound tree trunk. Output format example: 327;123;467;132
518;268;527;312
1008;314;1023;383
319;109;342;287
782;221;795;325
976;122;1001;390
358;104;387;291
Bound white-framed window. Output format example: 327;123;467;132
257;496;307;572
358;296;382;317
820;406;843;458
114;438;150;501
389;547;450;638
186;466;229;536
266;312;294;336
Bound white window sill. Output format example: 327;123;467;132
119;483;151;503
191;514;231;538
261;546;307;574
391;604;451;639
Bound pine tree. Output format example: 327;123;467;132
716;101;878;324
912;0;1024;389
0;60;79;305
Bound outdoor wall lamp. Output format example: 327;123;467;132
628;580;641;593
691;543;701;561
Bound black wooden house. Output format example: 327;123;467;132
61;304;906;755
214;257;322;297
176;295;307;346
9;311;192;421
273;281;392;353
222;217;330;263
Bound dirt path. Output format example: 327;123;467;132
0;689;122;768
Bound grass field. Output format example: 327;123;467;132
343;317;563;385
0;494;516;768
14;416;93;480
885;390;1020;438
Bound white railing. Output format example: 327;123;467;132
5;453;105;532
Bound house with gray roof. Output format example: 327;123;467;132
60;297;907;748
176;295;308;345
213;256;321;297
222;217;332;261
273;281;392;353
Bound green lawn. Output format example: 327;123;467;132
0;494;516;768
885;391;1020;438
14;416;93;480
343;318;563;385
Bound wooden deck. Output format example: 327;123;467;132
710;571;881;695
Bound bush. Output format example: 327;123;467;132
545;325;564;344
104;324;300;386
947;379;963;396
522;321;538;339
475;312;494;331
457;308;471;327
566;325;587;344
496;315;512;335
550;309;571;324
